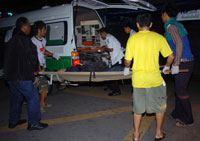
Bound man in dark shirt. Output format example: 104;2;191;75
4;17;48;130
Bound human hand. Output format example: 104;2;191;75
162;66;170;74
123;67;130;76
38;71;43;75
106;55;111;59
57;69;66;72
53;53;60;60
34;72;38;75
171;65;179;75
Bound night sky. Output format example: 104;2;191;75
0;0;200;14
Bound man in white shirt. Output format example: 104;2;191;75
99;28;124;96
124;24;136;37
31;21;59;112
99;28;124;66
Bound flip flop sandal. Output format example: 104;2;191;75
133;138;139;141
133;133;140;141
176;121;194;128
155;132;166;141
44;103;52;108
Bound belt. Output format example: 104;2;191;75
180;59;194;63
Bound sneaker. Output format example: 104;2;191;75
27;122;48;130
8;119;27;128
104;87;110;91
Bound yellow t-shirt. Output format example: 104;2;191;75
125;31;173;88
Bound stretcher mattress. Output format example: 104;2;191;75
43;71;132;82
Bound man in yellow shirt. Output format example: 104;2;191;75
124;13;174;141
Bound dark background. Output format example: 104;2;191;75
0;0;200;13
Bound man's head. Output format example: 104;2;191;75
161;3;177;23
33;21;46;38
99;28;109;39
16;17;31;35
124;24;133;34
136;13;152;30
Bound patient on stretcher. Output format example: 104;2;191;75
57;59;124;72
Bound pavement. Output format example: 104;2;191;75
0;76;199;141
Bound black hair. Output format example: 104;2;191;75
98;27;109;33
161;2;178;17
136;13;152;27
16;17;28;30
32;21;46;36
124;23;133;29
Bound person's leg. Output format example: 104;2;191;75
146;84;167;139
133;113;142;140
8;81;24;124
155;113;165;138
132;88;146;140
40;93;47;112
38;76;51;112
107;81;120;96
17;81;41;125
173;62;194;125
171;93;183;120
40;93;47;107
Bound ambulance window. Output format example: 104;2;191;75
0;28;9;69
46;21;67;46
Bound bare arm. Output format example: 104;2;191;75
124;59;132;68
104;47;113;52
44;49;53;56
165;53;174;67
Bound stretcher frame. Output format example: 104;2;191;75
42;69;189;85
42;71;132;85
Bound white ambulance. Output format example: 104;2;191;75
0;0;156;72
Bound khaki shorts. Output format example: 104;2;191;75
33;76;49;94
133;84;167;114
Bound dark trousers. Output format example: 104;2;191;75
171;61;194;124
8;81;41;125
107;62;122;93
108;80;120;93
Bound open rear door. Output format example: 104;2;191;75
72;0;156;11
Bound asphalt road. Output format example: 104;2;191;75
0;77;199;141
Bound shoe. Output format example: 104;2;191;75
44;103;52;108
155;132;166;141
176;121;194;128
8;119;27;128
27;122;48;130
108;92;121;96
104;87;110;91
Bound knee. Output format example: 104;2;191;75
178;95;189;100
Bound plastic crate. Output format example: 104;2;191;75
46;56;72;71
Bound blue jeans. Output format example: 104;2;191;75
8;81;41;125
